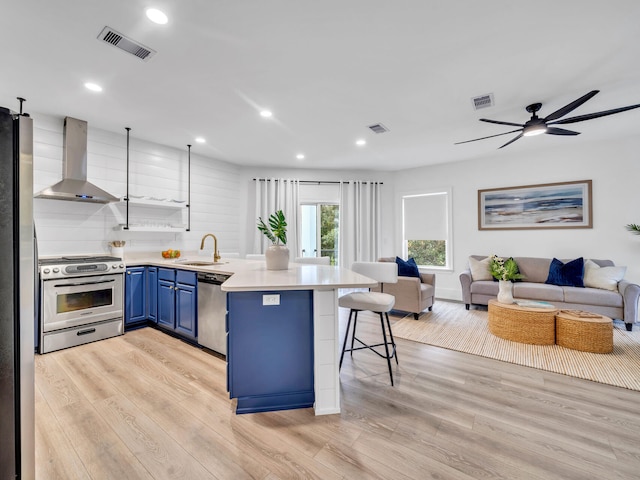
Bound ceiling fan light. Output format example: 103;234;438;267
523;125;547;137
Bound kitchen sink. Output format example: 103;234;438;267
174;259;227;266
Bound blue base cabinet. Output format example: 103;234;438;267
227;290;314;414
157;268;197;340
147;266;158;322
125;267;147;326
124;266;196;341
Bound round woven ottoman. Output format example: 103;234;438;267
487;299;558;345
555;311;613;354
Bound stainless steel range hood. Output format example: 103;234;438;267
35;117;119;203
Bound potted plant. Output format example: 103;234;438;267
490;255;523;304
257;210;289;270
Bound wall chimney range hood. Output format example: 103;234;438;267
35;117;119;203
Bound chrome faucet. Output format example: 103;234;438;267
200;233;221;262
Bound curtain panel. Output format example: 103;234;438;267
339;181;382;268
254;178;300;256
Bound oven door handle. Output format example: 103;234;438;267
53;279;116;288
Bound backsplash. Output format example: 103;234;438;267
32;113;241;258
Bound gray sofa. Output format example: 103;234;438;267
460;255;640;331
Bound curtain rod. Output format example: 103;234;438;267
253;179;383;185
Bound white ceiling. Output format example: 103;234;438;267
2;1;639;171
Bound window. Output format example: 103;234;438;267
401;189;451;269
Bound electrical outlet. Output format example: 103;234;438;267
262;294;280;306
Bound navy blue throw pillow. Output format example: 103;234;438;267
395;256;421;278
545;257;585;287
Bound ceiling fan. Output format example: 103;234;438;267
455;90;640;149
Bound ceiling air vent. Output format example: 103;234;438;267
97;26;157;61
367;123;389;134
471;93;494;110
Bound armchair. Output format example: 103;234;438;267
371;257;436;319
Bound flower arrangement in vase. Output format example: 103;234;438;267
257;210;289;270
490;255;523;304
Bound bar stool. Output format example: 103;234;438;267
339;262;399;385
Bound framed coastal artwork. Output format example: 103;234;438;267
478;180;592;230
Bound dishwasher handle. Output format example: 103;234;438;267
197;272;229;285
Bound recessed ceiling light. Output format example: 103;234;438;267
355;139;366;146
195;137;206;143
260;110;273;118
296;154;305;160
146;8;168;25
84;82;103;92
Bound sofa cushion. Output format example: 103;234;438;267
470;280;498;296
513;257;552;283
583;259;626;291
469;256;492;281
395;257;420;278
513;282;564;302
563;286;623;308
545;257;584;287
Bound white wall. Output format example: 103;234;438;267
237;166;395;259
392;135;640;300
31;110;640;302
32;113;241;258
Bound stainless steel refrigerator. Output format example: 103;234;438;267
0;106;35;479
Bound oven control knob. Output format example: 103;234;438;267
52;267;60;273
119;264;124;269
112;265;118;269
43;268;50;274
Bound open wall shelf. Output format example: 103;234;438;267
120;129;191;231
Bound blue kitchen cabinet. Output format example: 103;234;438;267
227;289;314;414
156;268;197;339
125;266;146;326
147;266;158;322
157;278;175;329
176;282;197;339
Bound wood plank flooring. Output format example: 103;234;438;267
35;301;640;479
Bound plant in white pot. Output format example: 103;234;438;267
490;255;523;304
257;210;289;270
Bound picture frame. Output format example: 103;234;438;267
478;180;592;230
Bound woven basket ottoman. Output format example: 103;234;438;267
555;310;613;354
487;299;558;345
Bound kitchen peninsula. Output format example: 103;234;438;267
123;254;376;415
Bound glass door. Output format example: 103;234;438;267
300;204;339;265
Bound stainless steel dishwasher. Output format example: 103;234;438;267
197;272;231;356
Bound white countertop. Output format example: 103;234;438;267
123;252;377;291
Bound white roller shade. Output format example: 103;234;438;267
403;193;447;241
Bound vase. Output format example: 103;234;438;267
497;280;514;304
265;244;290;270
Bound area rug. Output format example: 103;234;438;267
392;303;640;391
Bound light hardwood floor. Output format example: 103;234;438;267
35;301;640;479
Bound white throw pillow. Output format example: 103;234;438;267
583;259;626;291
469;256;492;281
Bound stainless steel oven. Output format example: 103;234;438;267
39;256;125;353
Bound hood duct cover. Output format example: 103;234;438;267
35;117;119;203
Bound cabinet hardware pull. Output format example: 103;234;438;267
77;328;96;336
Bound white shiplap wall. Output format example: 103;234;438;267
32;113;241;257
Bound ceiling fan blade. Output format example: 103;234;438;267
544;90;599;121
454;128;523;145
479;118;524;127
549;103;640;125
545;127;581;136
498;133;524;149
